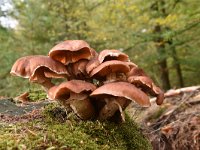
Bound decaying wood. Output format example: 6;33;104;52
133;86;200;150
164;86;200;97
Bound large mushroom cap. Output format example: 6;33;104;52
90;82;150;107
90;60;130;79
48;80;96;100
49;40;93;65
10;55;69;81
98;49;130;63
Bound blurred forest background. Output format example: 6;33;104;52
0;0;200;97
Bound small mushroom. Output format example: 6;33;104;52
10;55;69;90
128;76;164;105
49;40;94;65
90;82;150;121
86;49;132;75
48;80;96;120
151;83;164;105
14;92;30;103
98;49;130;63
128;76;153;89
89;60;130;82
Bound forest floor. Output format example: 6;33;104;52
128;86;200;150
0;86;200;150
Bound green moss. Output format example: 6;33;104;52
0;103;152;150
28;88;47;102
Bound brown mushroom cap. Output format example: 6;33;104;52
128;76;164;105
48;80;96;120
90;48;98;57
127;67;147;77
15;92;30;103
49;40;93;65
98;49;130;63
10;55;69;84
126;62;138;69
86;49;130;76
48;80;96;100
86;57;100;75
86;60;136;79
151;84;164;105
89;60;130;79
90;82;150;107
128;76;153;89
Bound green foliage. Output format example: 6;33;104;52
0;103;152;150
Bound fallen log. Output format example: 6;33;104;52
164;86;200;97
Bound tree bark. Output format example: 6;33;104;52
154;25;171;90
169;41;184;87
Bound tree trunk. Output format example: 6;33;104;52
157;44;171;90
154;25;171;90
170;43;184;87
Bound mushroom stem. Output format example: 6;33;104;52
107;72;116;81
61;92;96;120
40;80;55;91
105;73;127;84
70;98;96;120
98;97;128;121
104;73;117;84
98;99;120;120
115;97;131;109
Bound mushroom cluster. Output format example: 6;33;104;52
11;40;164;122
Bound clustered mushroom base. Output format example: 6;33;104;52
11;40;164;122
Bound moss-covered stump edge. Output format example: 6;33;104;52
0;103;152;150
